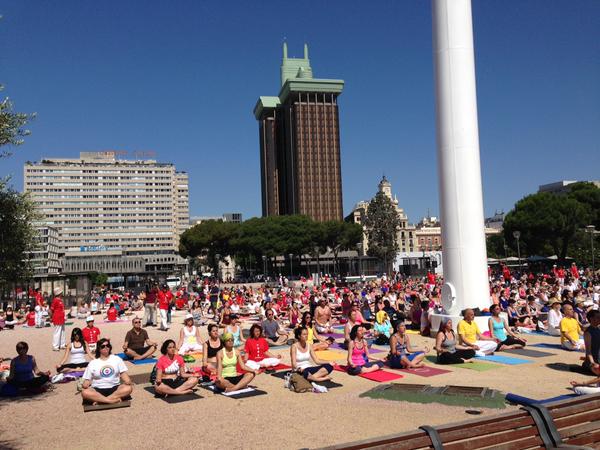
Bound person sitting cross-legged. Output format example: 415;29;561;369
154;339;198;397
457;309;498;356
81;338;133;405
561;304;585;351
261;310;289;346
6;341;50;394
346;324;385;376
214;332;257;393
290;326;333;382
388;322;428;369
123;318;158;360
488;304;526;351
243;324;282;371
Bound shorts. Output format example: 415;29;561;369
161;377;185;389
224;375;244;385
315;323;330;333
94;386;119;397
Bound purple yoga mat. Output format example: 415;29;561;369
322;332;345;339
329;342;386;354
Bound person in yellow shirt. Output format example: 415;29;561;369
560;304;585;351
457;309;498;356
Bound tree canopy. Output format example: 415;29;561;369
502;182;598;261
179;215;362;273
0;85;35;158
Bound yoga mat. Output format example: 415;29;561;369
115;353;157;365
203;384;268;399
396;366;452;378
315;350;346;361
475;355;532;365
532;343;566;350
424;356;499;372
267;363;291;371
367;347;386;355
334;365;403;382
504;348;554;358
405;330;420;335
64;321;74;326
322;332;345;339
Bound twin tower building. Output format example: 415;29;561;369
254;43;344;222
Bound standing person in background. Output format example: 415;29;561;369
50;288;66;351
158;285;170;331
143;285;157;327
34;288;45;328
82;316;101;352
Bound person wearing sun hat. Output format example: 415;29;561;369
82;316;101;352
50;287;66;351
547;298;563;336
177;314;203;355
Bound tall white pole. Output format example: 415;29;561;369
432;0;490;316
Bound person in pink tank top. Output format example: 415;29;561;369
346;325;384;376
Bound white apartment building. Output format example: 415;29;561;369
24;151;189;274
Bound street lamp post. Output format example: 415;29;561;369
288;253;293;277
587;225;596;273
262;255;267;279
357;243;363;276
513;231;521;271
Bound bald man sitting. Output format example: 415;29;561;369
457;309;498;356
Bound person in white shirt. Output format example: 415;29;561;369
547;299;563;336
81;338;133;405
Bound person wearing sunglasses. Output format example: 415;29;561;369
122;318;158;360
81;338;133;405
154;339;198;397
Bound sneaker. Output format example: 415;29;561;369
311;382;328;393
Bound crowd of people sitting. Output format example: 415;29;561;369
1;262;599;402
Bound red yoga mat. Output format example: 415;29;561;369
333;364;404;382
397;366;451;378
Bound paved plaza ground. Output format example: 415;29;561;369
0;310;589;450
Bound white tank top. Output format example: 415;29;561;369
295;345;311;370
183;326;198;345
69;343;87;365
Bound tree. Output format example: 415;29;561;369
0;180;40;293
503;192;592;261
567;182;600;228
486;234;506;259
363;191;402;271
0;85;35;158
179;220;239;275
88;271;108;287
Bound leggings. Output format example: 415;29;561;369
498;336;526;349
347;361;384;376
437;349;476;364
57;362;88;372
302;364;333;379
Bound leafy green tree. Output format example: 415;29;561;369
88;271;108;287
363;191;401;270
0;180;40;292
503;192;592;261
179;220;239;275
486;234;506;259
0;85;35;158
568;182;600;228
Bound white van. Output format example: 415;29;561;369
166;276;181;289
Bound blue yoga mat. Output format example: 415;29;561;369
115;353;157;365
475;354;532;365
506;392;577;405
531;343;565;350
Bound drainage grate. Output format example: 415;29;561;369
441;386;490;398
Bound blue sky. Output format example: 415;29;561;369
1;1;599;223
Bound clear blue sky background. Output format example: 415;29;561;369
1;1;599;222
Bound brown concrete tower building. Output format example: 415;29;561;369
254;43;344;222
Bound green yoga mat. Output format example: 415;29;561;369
360;386;506;409
425;356;499;372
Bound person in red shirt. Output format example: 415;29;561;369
50;287;66;351
82;317;101;351
106;303;118;322
243;324;281;371
24;306;36;327
157;287;170;331
570;262;580;279
502;265;511;284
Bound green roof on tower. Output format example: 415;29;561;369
254;42;344;119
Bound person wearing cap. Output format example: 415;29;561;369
122;317;158;360
50;287;66;351
215;332;257;393
177;314;203;355
547;298;563;336
82;316;101;352
560;304;585;351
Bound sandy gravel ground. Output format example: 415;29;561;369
0;311;589;450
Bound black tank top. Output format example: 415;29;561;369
206;339;223;358
588;326;600;363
